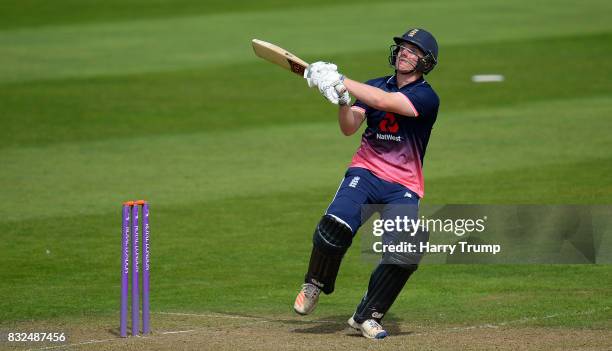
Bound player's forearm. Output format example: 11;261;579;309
337;105;362;136
343;78;388;111
343;77;416;117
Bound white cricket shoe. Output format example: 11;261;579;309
348;315;388;339
293;283;321;315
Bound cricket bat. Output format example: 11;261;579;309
251;39;309;76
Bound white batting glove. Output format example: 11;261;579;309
304;61;338;88
317;71;351;105
317;70;343;93
337;87;351;106
322;86;340;104
322;85;351;105
327;78;350;105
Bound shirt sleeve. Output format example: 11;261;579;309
400;87;439;118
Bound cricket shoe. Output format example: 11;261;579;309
293;283;321;315
348;315;388;339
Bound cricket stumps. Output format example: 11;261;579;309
120;200;150;337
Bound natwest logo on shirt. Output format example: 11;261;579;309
376;112;402;142
379;112;399;133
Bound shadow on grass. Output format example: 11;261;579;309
290;314;414;336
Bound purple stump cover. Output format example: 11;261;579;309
131;204;140;335
142;202;150;334
120;204;130;337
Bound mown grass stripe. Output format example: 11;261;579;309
1;0;611;83
2;32;611;150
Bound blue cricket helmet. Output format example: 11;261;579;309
389;28;438;74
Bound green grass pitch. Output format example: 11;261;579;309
1;0;611;349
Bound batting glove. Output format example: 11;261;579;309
337;87;351;106
317;71;350;105
304;61;338;88
322;86;340;104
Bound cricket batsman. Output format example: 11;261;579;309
293;28;440;339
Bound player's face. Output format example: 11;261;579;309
396;43;423;73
